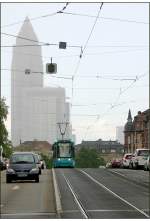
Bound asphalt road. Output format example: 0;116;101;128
0;169;56;219
55;168;150;219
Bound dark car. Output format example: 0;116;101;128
6;152;39;183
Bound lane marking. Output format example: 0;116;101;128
87;209;148;212
80;169;150;218
12;185;20;190
52;168;62;216
62;173;89;219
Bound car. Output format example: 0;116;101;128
38;155;45;169
111;159;122;168
129;148;150;169
33;154;42;175
121;153;133;168
144;155;150;171
6;152;39;183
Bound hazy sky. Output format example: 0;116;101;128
1;3;149;144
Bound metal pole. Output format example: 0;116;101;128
0;146;3;161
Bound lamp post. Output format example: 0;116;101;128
0;146;3;161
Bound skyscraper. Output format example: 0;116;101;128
116;126;124;144
11;17;71;146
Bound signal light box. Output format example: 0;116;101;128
46;63;57;74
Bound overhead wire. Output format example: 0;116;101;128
83;70;149;139
1;4;148;29
1;3;70;28
1;32;82;49
71;3;104;111
61;11;149;25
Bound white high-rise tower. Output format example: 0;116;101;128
11;17;71;146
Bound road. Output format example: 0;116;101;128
0;168;149;219
55;168;150;219
0;169;57;219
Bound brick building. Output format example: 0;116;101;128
124;109;150;153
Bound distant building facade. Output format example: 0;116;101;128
75;139;124;161
116;126;124;144
124;109;150;153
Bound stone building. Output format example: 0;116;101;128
124;109;150;153
75;139;124;162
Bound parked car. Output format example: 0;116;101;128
144;155;150;171
129;148;150;169
111;159;122;168
121;153;133;168
38;155;45;169
6;152;39;183
33;154;42;175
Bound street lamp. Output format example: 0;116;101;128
0;146;3;161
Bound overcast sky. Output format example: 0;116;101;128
1;3;149;144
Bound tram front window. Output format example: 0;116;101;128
58;143;71;158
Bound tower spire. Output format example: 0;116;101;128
127;109;132;123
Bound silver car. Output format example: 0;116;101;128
144;155;150;171
121;153;132;168
129;149;150;169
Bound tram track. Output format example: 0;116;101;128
62;172;89;219
53;168;149;219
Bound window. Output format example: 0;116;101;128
111;149;116;153
58;143;71;157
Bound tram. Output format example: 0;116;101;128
52;139;75;168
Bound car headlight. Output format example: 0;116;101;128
58;158;61;161
7;168;15;173
68;158;71;161
30;168;39;172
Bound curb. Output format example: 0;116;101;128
52;168;62;218
107;169;149;189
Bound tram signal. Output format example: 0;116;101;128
59;42;67;49
25;69;31;74
46;63;57;74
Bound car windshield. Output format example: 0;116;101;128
137;150;150;156
58;143;71;158
10;154;35;164
34;155;40;163
125;155;132;159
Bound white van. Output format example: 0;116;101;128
130;148;150;169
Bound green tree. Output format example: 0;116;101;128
75;147;105;168
0;98;12;158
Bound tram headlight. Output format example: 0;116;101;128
68;158;71;161
58;158;61;161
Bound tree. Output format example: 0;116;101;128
0;98;12;158
75;147;106;168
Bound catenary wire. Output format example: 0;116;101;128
1;3;70;28
61;11;149;25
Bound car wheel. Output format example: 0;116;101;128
35;176;39;183
133;163;137;169
129;162;133;169
6;177;12;183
